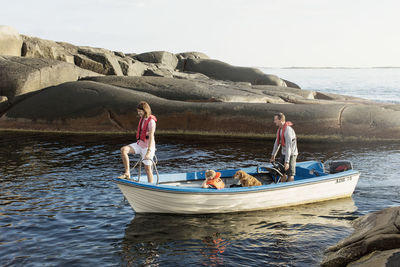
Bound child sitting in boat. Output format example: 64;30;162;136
202;170;225;189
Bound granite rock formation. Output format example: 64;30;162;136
0;26;23;57
1;25;400;140
321;206;400;267
0;56;101;102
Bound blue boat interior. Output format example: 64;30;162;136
114;160;359;193
138;161;329;185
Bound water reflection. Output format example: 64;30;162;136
121;198;357;266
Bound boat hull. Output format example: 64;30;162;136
115;168;360;214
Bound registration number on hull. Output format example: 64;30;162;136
335;176;352;184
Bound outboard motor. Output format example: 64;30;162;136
328;161;353;174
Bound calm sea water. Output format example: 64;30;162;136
1;69;400;266
262;67;400;104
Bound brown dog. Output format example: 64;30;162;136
233;170;262;187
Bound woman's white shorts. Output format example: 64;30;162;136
129;142;155;166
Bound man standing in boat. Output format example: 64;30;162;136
270;112;298;182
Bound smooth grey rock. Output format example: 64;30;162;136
314;91;366;102
22;35;75;64
0;80;168;131
113;51;125;57
1;29;400;140
252;85;315;102
2;78;400;140
282;79;301;89
348;249;400;267
341;105;400;139
56;41;79;53
118;60;130;75
83;76;286;103
143;67;174;78
118;58;147;76
128;60;148;76
0;96;9;114
172;71;209;80
0;56;101;102
0;80;339;134
322;206;400;267
78;47;123;75
176;52;210;60
22;36;128;76
125;53;137;58
134;51;178;71
176;52;210;71
185;58;287;87
0;26;23;56
74;54;105;74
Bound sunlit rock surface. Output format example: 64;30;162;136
322;206;400;267
1;25;400;140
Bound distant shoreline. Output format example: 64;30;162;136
259;66;400;69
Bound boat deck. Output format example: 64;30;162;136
161;174;274;188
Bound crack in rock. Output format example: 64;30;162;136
107;110;125;130
338;105;347;139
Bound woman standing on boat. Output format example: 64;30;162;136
118;101;157;183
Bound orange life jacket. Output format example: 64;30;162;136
276;121;293;147
206;178;225;189
136;115;157;142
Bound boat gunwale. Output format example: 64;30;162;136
114;170;360;195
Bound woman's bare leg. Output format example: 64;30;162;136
144;164;153;183
120;145;134;177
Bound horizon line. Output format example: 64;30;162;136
257;66;400;69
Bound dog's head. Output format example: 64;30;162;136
233;170;246;181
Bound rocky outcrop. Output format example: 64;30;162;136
322;206;400;267
348;249;400;267
184;58;287;86
1;78;400;140
0;56;101;103
176;51;210;71
84;76;370;105
118;58;148;76
0;96;9;114
76;47;124;75
0;26;23;56
176;51;210;60
21;35;75;64
83;76;286;103
16;31;298;87
134;51;178;71
1;26;400;140
21;35;140;77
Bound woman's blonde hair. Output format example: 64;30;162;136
137;101;152;117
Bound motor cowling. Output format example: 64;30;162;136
328;161;353;174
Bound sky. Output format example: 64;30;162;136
1;0;400;67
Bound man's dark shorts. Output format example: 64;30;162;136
279;155;297;177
